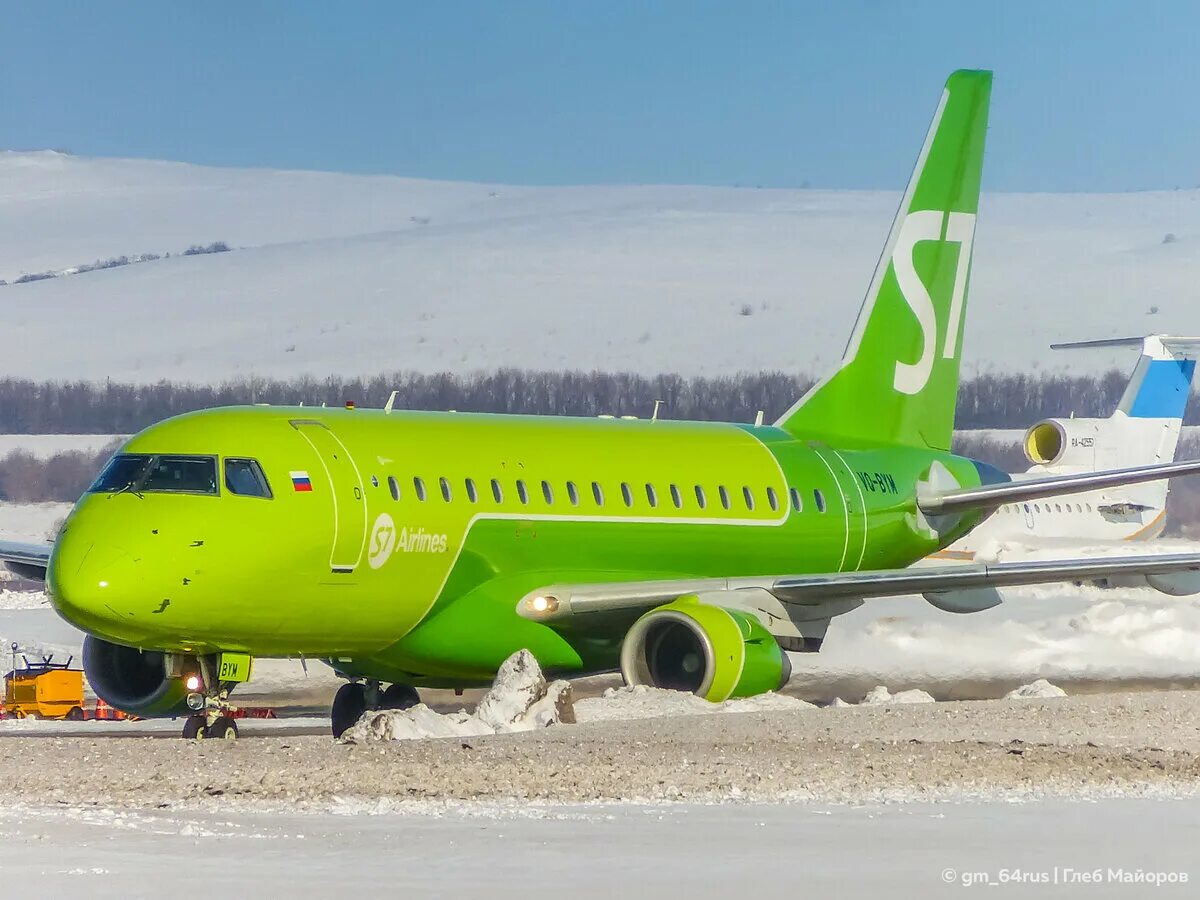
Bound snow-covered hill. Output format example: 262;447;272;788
3;150;1198;382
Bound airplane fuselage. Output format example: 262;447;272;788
48;405;989;687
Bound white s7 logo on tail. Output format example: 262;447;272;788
892;210;976;395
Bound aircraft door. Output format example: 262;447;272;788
814;447;867;571
291;420;368;572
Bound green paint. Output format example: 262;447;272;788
777;69;991;451
44;70;998;706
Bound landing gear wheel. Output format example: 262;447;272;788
331;682;367;738
182;715;208;739
381;683;420;710
66;706;85;721
207;716;238;740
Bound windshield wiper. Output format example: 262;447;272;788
110;480;145;500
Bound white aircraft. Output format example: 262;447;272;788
936;334;1199;561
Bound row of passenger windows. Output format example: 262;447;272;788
386;474;828;514
999;502;1093;515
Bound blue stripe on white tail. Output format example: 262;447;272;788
1112;335;1200;420
1128;358;1197;418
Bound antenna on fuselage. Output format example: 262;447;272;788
754;410;765;426
384;390;398;414
651;400;663;422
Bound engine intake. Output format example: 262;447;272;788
1023;417;1107;468
1024;420;1066;465
619;596;791;701
82;635;194;717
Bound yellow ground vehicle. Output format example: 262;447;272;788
4;652;85;720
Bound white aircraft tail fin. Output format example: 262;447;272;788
1023;335;1200;518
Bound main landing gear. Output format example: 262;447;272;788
181;656;240;740
331;680;420;738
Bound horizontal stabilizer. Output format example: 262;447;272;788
1051;335;1200;354
918;459;1200;515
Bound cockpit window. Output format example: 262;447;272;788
224;458;272;498
90;454;152;493
89;454;218;495
142;456;218;494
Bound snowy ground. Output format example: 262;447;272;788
0;434;123;458
0;798;1193;899
3;151;1199;381
0;501;71;543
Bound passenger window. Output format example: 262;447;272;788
440;477;453;502
567;481;580;506
695;485;707;509
766;486;778;511
592;481;605;506
224;458;272;498
718;486;730;510
645;484;657;507
670;484;682;508
790;487;802;512
542;480;554;504
742;486;755;511
414;477;427;501
516;480;529;504
1033;504;1041;513
465;478;478;503
621;482;633;507
1023;503;1031;513
491;479;503;503
813;489;826;513
388;476;400;502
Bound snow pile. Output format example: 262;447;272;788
574;684;813;723
795;577;1200;701
340;650;573;743
860;686;936;705
473;649;575;729
1005;679;1068;699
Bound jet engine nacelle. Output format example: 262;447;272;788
82;635;194;718
1023;417;1103;468
619;596;791;702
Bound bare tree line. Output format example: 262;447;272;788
0;367;1165;434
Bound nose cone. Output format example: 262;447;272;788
48;531;145;643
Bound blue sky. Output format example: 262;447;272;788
5;2;1199;191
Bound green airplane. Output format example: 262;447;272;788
7;69;1200;739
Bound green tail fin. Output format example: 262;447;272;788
776;69;992;450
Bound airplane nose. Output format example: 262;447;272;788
48;538;145;640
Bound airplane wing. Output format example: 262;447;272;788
0;541;52;580
919;459;1200;515
517;551;1200;623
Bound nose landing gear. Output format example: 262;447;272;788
180;655;241;740
331;680;420;737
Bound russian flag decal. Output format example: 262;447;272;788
290;471;313;492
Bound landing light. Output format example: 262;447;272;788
185;675;201;692
527;595;559;616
